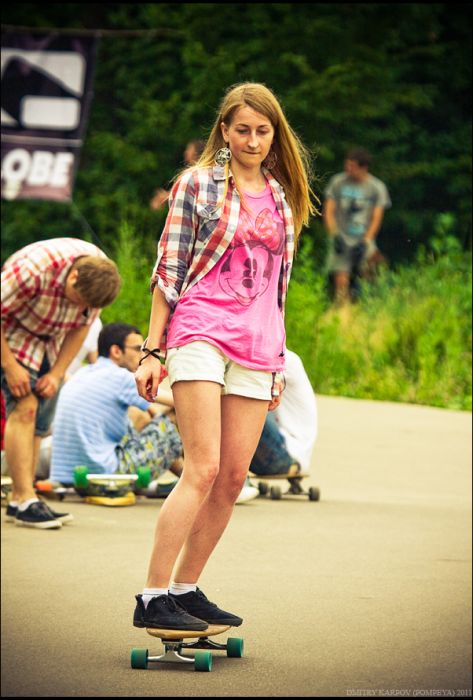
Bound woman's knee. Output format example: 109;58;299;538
215;465;249;502
184;458;220;493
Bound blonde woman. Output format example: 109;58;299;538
134;82;317;630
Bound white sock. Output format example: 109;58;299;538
142;587;168;609
18;498;40;511
9;500;19;508
170;582;197;595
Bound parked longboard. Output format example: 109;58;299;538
131;624;244;672
73;467;151;506
36;466;151;506
249;471;321;501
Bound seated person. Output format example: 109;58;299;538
49;323;183;484
250;349;317;476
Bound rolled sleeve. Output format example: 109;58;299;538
150;170;198;308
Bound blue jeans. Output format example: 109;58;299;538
0;356;61;437
250;412;295;475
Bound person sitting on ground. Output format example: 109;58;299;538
49;323;183;487
1;237;121;529
250;349;317;477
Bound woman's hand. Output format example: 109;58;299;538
268;373;285;412
268;394;282;412
135;356;167;402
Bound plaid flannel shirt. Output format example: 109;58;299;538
151;164;295;323
1;238;104;371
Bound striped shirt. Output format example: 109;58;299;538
1;238;104;371
50;357;150;481
151;165;295;347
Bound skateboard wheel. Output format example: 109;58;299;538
194;650;212;672
74;466;89;490
270;485;282;500
135;467;151;489
226;637;244;658
130;648;148;669
258;482;269;496
308;487;320;502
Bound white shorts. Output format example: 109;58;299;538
165;341;273;401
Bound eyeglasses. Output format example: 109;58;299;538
123;345;142;352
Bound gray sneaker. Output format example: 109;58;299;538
15;501;62;529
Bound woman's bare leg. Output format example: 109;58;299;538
145;380;222;588
173;394;268;584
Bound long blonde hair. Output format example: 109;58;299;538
179;83;319;243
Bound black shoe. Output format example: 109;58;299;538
43;503;74;525
133;594;209;631
7;502;73;525
169;588;243;626
14;501;62;529
5;503;18;523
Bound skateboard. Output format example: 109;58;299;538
36;466;151;506
131;624;243;672
74;466;151;506
250;471;321;501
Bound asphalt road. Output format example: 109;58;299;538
1;395;471;697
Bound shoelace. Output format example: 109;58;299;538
26;501;53;515
151;595;188;616
195;588;217;608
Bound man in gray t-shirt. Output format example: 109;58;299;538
324;148;391;303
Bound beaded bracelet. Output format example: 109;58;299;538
138;347;163;366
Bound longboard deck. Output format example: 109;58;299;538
146;624;230;640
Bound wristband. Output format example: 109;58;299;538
138;347;163;366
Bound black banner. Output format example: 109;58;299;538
1;32;98;202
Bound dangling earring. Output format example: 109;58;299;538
263;150;277;170
215;145;232;166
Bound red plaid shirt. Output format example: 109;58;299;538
151;165;295;318
1;238;104;371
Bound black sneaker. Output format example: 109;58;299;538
169;588;243;626
133;594;209;631
14;501;62;529
5;503;18;523
42;504;74;525
7;502;73;525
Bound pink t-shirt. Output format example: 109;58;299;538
167;182;286;371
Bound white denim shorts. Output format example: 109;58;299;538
165;341;273;401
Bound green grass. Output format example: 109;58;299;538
103;222;472;410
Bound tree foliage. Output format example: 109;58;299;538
2;3;472;267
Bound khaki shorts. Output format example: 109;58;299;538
165;341;273;401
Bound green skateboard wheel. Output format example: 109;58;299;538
226;637;244;657
135;467;151;489
73;466;89;490
194;650;212;671
130;648;148;669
